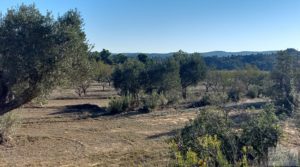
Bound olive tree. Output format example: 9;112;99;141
68;58;94;97
173;51;207;99
270;49;299;115
99;49;112;64
112;59;144;98
111;53;127;64
137;53;149;64
0;5;89;115
143;58;181;95
94;61;113;90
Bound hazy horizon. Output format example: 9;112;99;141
1;0;300;53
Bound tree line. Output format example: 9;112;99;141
0;4;299;116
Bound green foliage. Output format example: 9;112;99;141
173;51;207;99
194;93;228;107
227;88;241;102
205;68;267;101
198;135;231;167
170;140;200;167
112;56;182;105
142;92;160;110
177;108;237;162
94;61;113;90
204;53;276;71
0;4;89;114
246;85;259;99
111;53;128;64
270;49;299;116
112;59;145;98
143;58;182;98
137;53;149;64
99;49;113;64
108;96;135;114
172;105;281;166
141;92;169;113
68;56;94;96
170;135;231;167
240;104;281;161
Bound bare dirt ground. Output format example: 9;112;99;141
0;84;299;166
0;84;197;167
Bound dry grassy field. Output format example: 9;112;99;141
0;84;198;166
0;84;299;167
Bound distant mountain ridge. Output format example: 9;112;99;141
118;50;278;58
201;51;277;57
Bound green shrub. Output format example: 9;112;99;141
246;86;259;99
240;104;281;162
108;96;134;114
195;94;212;107
274;97;296;117
227;88;241;102
170;140;200;167
176;107;238;163
172;105;281;166
143;92;161;110
0;113;19;144
194;93;227;107
140;92;169;113
158;93;169;106
165;90;181;105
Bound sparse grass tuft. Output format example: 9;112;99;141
0;112;19;144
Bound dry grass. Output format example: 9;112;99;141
0;84;197;166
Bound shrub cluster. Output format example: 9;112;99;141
107;96;135;114
171;105;281;166
246;85;261;99
193;93;227;107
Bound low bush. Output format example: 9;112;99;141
143;92;161;110
108;96;135;114
227;88;241;102
140;92;169;113
240;104;281;162
246;86;259;99
193;93;228;107
171;105;281;166
274;97;296;117
195;94;212;107
0;113;19;144
165;90;181;105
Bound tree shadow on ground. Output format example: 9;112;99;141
117;110;149;118
49;104;108;119
224;101;267;110
53;95;110;100
146;129;180;140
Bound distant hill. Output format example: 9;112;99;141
116;51;280;71
118;51;277;58
119;53;172;58
113;50;300;71
201;51;277;57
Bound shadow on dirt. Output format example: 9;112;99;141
50;104;108;119
53;96;110;100
146;129;179;140
189;100;268;110
225;101;268;110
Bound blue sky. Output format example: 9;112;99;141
1;0;300;53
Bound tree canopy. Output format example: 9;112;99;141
0;5;89;114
